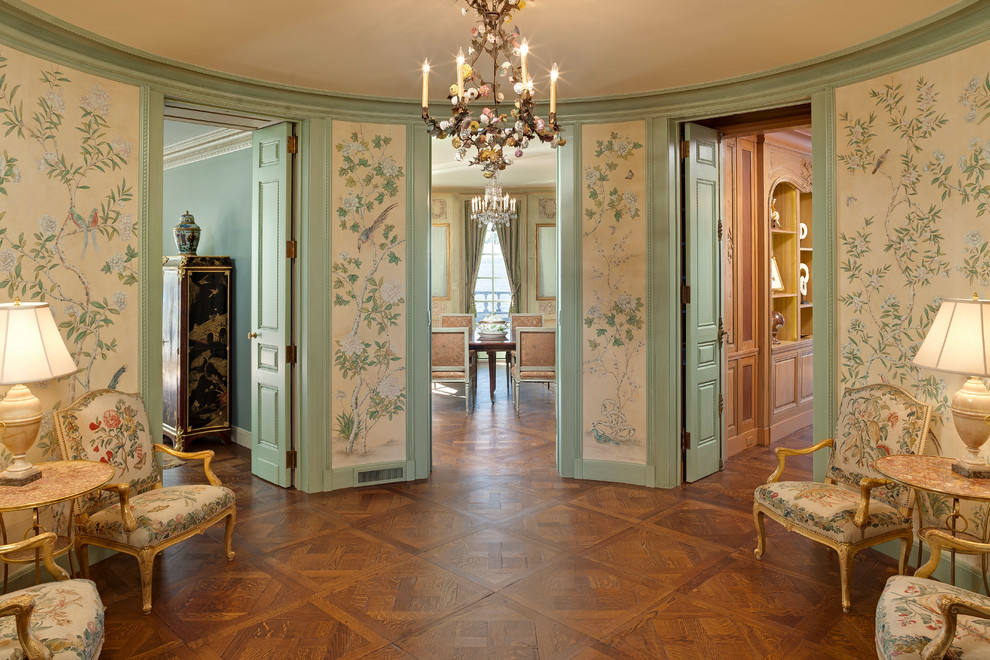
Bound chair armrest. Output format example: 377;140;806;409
766;438;834;483
853;477;891;528
0;532;69;582
154;444;222;486
102;483;137;533
921;593;990;660
0;593;50;660
917;528;990;578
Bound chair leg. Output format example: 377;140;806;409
897;536;910;575
76;542;91;579
224;510;237;561
753;506;766;559
838;545;854;612
138;548;157;614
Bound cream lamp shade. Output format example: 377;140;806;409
0;301;77;486
913;296;990;477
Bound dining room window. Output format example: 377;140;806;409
474;228;511;322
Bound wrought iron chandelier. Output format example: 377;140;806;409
421;0;565;177
470;173;517;228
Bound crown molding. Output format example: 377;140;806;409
163;128;252;170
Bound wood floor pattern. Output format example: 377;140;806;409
91;365;892;658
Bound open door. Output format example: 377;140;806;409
249;122;294;486
682;123;723;482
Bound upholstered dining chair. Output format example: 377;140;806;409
440;313;475;334
876;529;990;659
753;382;933;612
506;313;543;389
53;388;236;614
431;327;477;412
512;327;555;413
0;532;104;659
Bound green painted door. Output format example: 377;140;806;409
683;123;723;483
250;123;293;486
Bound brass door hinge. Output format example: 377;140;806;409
286;345;297;364
718;217;723;241
681;429;691;452
286;450;297;469
719;393;724;416
286;240;298;259
681;285;691;306
680;140;690;160
287;136;298;154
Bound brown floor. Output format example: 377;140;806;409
91;365;894;658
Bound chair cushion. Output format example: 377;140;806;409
876;575;990;659
754;481;911;544
82;485;235;548
0;579;103;660
511;367;556;380
432;371;468;380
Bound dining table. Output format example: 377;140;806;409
469;334;515;403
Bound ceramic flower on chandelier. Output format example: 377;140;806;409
420;0;565;176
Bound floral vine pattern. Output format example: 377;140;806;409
0;49;138;460
331;124;406;459
837;50;990;540
582;127;646;458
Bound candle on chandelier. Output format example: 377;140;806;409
422;60;430;108
456;48;465;100
519;40;529;92
549;64;558;115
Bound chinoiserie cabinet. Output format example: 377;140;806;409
162;255;233;450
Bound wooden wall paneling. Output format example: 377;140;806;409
772;349;798;416
799;348;814;404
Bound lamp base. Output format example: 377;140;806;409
0;469;41;486
952;460;990;479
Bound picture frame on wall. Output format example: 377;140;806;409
431;224;449;299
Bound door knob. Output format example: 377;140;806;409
247;332;259;339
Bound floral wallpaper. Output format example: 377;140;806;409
581;122;647;464
330;121;407;466
0;46;139;462
836;39;990;540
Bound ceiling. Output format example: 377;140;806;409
96;0;965;190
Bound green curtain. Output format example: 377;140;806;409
463;206;486;315
495;200;522;314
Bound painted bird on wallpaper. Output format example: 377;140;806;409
871;148;890;174
357;203;398;252
68;207;101;256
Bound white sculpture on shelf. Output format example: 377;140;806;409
799;263;810;299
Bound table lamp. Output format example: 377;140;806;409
0;300;77;486
913;295;990;478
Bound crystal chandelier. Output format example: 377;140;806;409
421;0;565;177
470;174;517;228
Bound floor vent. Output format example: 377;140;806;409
356;466;405;485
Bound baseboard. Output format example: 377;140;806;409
874;538;987;593
232;425;251;448
574;458;652;486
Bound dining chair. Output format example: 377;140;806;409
511;327;555;413
53;388;236;614
431;327;477;412
506;313;543;390
440;313;475;334
753;382;933;612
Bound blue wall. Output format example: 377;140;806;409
163;149;252;432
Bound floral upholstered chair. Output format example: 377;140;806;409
511;327;555;413
53;389;236;614
876;530;990;659
753;383;933;612
506;313;543;389
431;328;477;412
0;532;103;659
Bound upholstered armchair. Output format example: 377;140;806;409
53;389;236;614
511;327;555;413
753;383;933;611
431;327;477;411
0;532;104;659
876;530;990;659
506;313;543;388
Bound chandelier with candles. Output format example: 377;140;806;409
470;173;517;228
421;0;564;177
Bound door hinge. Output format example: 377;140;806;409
719;393;724;415
286;240;298;259
680;140;690;160
286;450;297;469
286;345;297;364
681;429;691;452
287;135;298;154
718;217;723;241
718;317;727;345
681;285;691;306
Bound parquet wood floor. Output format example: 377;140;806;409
90;363;893;658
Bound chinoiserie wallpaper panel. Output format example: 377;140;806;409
0;44;140;461
836;39;990;538
330;121;408;466
581;121;648;464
